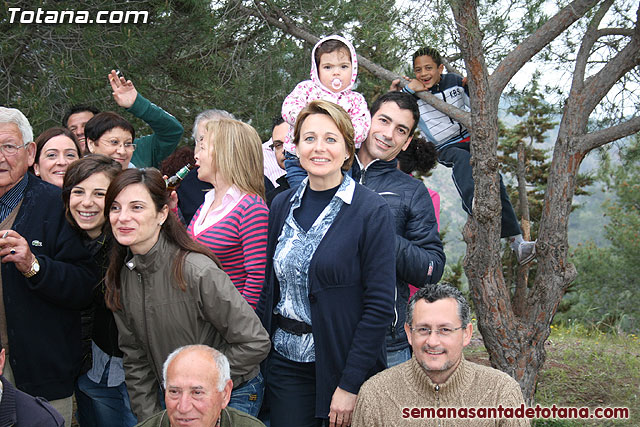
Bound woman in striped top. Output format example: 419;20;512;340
188;118;268;310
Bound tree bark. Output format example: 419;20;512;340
512;139;531;317
451;0;638;404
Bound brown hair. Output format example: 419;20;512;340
62;154;123;235
104;168;221;311
202;119;265;200
32;126;82;172
159;146;195;178
314;39;351;71
85;111;136;145
293;100;355;171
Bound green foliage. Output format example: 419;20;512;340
442;255;464;290
1;0;406;142
557;135;640;333
499;75;557;228
534;323;639;425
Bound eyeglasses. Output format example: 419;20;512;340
0;142;29;156
269;141;284;151
409;326;465;337
99;138;136;151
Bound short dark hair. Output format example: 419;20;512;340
413;47;442;67
84;111;135;144
62;154;122;234
271;115;285;132
62;104;100;127
370;92;420;136
315;39;351;71
406;283;471;328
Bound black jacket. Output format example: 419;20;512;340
2;174;96;400
352;158;445;351
0;375;64;426
258;178;396;417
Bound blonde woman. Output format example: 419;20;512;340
188;118;268;311
258;100;396;427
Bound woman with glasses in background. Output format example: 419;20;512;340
85;112;137;169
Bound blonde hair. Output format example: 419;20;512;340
204;119;265;200
293;100;355;171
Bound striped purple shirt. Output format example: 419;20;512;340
188;193;268;309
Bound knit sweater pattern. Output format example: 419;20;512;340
353;356;529;426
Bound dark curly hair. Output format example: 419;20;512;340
396;136;438;176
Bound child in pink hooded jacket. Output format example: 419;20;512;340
281;35;371;188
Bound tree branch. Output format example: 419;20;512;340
579;9;640;117
579;116;640;152
572;0;615;92
490;0;599;95
597;28;635;37
238;0;472;127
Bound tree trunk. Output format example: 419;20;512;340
512;140;531;316
451;0;582;404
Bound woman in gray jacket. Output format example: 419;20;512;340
104;168;271;423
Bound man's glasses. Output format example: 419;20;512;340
270;141;283;151
409;325;465;337
0;142;29;156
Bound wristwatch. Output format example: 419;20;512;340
23;256;40;278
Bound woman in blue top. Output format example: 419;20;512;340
258;100;396;427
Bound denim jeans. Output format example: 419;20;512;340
284;152;307;190
386;346;411;368
75;365;137;427
438;142;521;238
228;372;264;417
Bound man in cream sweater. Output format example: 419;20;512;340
353;284;529;426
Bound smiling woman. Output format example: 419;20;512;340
85;112;136;169
257;100;396;427
104;168;270;423
61;154;136;426
31;127;81;188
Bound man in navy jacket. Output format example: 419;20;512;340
352;91;446;367
0;338;64;426
0;107;96;426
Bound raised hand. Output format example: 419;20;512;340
108;69;138;109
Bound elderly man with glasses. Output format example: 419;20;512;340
0;107;96;427
353;283;528;426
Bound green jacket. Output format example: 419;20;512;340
136;407;266;427
112;233;271;422
128;94;183;168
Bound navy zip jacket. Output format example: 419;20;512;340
2;174;96;400
257;181;396;418
0;375;64;426
353;158;445;352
